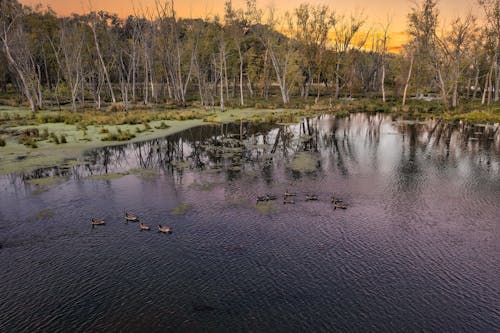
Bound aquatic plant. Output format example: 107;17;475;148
171;203;193;215
289;152;319;172
101;130;136;141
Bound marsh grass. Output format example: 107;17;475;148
101;129;135;141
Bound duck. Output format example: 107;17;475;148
305;194;319;201
158;224;172;234
283;199;295;204
139;222;150;231
91;218;105;226
284;190;297;197
125;212;139;222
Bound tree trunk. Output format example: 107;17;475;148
238;47;244;106
402;54;414;107
92;24;116;104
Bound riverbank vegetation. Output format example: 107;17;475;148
0;0;499;113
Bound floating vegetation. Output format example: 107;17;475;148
31;187;49;195
25;176;68;187
30;209;55;220
289;152;319;172
253;202;279;215
129;168;159;180
225;198;247;206
171;203;193;215
189;181;218;191
86;172;128;180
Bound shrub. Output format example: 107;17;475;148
60;135;67;144
109;103;126;112
0;137;5;147
101;130;135;141
50;132;59;144
41;128;49;140
155;121;170;129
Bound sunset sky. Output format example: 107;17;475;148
20;0;481;50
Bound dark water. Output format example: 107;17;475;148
0;113;499;332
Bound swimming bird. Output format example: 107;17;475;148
158;224;172;234
305;194;319;201
139;222;150;231
283;199;295;204
125;212;139;222
334;203;348;210
284;190;297;197
91;218;105;226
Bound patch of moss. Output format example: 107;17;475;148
171;203;193;215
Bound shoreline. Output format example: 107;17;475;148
0;108;297;175
1;106;499;176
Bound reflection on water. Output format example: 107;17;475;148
0;113;499;332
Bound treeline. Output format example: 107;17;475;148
0;0;499;112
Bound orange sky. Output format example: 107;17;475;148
20;0;481;50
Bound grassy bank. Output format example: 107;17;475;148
0;100;498;175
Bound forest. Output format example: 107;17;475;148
0;0;499;112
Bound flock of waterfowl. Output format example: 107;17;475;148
91;191;347;228
91;212;172;233
257;190;348;209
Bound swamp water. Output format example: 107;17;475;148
0;113;499;332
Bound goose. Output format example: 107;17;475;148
125;212;139;222
257;196;268;203
305;194;319;201
331;197;343;204
158;224;172;234
334;203;348;210
284;190;297;197
139;222;150;231
91;218;105;226
283;199;295;204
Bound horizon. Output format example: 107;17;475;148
19;0;481;51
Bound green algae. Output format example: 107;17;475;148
171;203;193;215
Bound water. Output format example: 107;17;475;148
0;113;499;332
